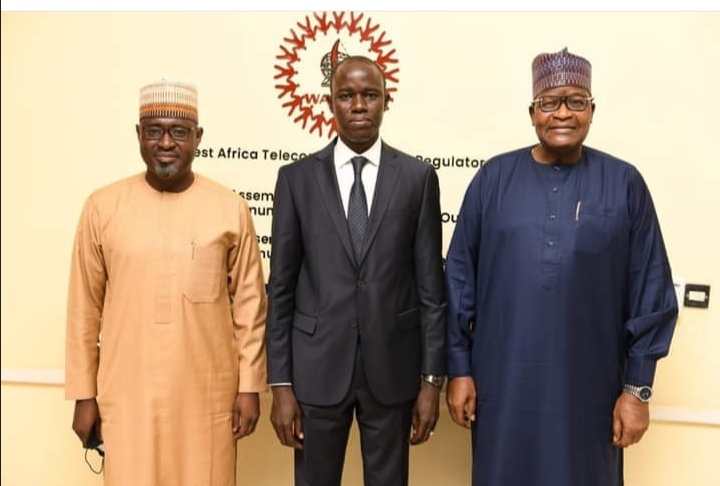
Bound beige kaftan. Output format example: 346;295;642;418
65;173;267;486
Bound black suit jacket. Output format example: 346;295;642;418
266;140;446;406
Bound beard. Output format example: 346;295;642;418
152;161;177;179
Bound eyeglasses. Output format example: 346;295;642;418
141;125;196;141
532;95;594;113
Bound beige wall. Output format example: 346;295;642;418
2;11;718;485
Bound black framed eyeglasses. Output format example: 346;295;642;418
141;125;196;141
531;95;594;113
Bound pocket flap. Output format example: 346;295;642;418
398;307;419;330
293;312;317;335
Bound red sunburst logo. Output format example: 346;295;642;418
274;12;399;139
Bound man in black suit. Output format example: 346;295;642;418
266;55;447;486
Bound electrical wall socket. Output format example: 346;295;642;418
684;284;711;308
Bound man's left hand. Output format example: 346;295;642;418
409;381;441;445
612;392;650;448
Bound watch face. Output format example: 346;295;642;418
639;387;652;401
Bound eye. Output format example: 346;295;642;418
365;92;379;100
169;127;190;140
566;96;587;110
540;96;561;110
143;127;163;139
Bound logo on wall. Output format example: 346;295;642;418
274;12;399;139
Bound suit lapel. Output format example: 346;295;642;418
361;143;401;263
312;143;357;266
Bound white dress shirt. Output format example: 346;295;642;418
333;137;382;217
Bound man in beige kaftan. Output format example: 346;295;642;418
65;80;267;486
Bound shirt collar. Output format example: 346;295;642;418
334;137;382;170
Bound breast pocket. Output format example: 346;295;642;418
183;243;224;303
574;204;618;254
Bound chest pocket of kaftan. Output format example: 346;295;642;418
573;204;618;254
183;243;224;303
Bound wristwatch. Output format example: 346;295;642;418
421;374;445;388
623;383;653;403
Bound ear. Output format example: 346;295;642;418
528;105;535;124
135;124;142;140
384;93;391;112
326;94;335;115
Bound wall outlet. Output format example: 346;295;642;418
684;284;711;309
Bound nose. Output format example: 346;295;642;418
553;102;572;118
158;131;176;148
350;94;367;111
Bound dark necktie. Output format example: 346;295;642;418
348;156;369;263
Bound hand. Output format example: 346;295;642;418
446;376;476;429
612;392;650;448
232;392;260;441
270;386;304;450
72;398;100;447
409;381;441;445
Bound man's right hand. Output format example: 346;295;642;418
270;385;304;450
446;376;477;429
72;398;100;447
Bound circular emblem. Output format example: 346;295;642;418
274;12;399;139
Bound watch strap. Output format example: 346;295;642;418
421;374;445;388
623;383;652;403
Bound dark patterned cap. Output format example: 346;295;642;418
139;80;198;122
532;47;592;98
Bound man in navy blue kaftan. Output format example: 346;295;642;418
444;48;678;486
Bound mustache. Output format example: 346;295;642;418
152;147;179;155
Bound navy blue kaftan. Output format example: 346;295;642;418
445;146;678;486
